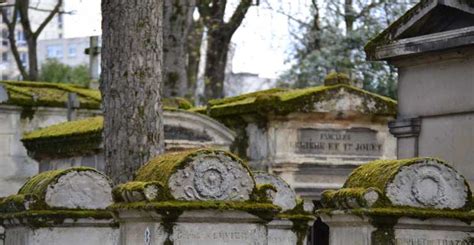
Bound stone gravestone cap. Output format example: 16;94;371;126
135;149;255;201
342;158;470;209
254;172;297;211
17;167;113;209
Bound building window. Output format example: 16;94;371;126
16;30;26;45
20;52;27;65
2;52;8;62
47;45;63;59
68;45;77;57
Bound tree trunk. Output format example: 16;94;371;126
186;17;204;99
26;36;38;80
163;0;195;98
203;31;230;99
101;0;165;184
344;0;355;35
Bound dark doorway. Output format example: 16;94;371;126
308;217;329;245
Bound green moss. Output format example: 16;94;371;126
112;181;168;202
251;184;277;203
162;97;193;110
323;72;351;86
208;88;288;107
134;149;254;191
109;200;280;221
321;187;388;209
0;194;40;213
207;84;397;118
17;167;101;208
187;106;207;114
0;210;115;228
0;81;101;109
23;116;103;141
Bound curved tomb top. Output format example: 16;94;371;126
342;157;471;209
254;172;297;211
135;149;255;201
9;167;113;210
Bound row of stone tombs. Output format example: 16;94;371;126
0;80;473;244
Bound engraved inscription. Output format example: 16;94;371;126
294;128;383;156
396;238;474;245
171;225;266;245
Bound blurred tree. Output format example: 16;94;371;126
163;0;196;98
1;0;65;81
198;0;254;100
39;59;90;86
279;0;417;99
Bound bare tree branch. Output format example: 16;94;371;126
223;0;252;34
33;0;62;38
1;6;29;79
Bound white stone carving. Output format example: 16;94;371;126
168;153;254;201
254;172;297;211
45;170;113;209
386;159;469;209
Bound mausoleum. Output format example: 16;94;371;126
199;73;397;200
365;0;474;186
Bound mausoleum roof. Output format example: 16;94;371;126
0;81;101;109
205;84;397;118
365;0;474;60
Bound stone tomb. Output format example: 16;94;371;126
21;109;235;173
112;149;312;245
319;158;474;244
200;73;397;200
0;167;118;245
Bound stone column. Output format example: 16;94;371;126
0;168;118;245
388;117;421;158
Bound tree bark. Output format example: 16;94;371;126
101;0;165;184
186;17;204;99
203;31;230;99
163;0;195;98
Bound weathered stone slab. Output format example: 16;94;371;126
18;168;113;209
295;128;383;157
254;172;297;211
118;210;268;245
0;85;8;104
267;219;298;245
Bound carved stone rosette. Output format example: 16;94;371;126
168;153;254;201
386;159;469;209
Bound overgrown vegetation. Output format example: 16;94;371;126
39;59;91;87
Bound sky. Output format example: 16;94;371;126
63;0;314;79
